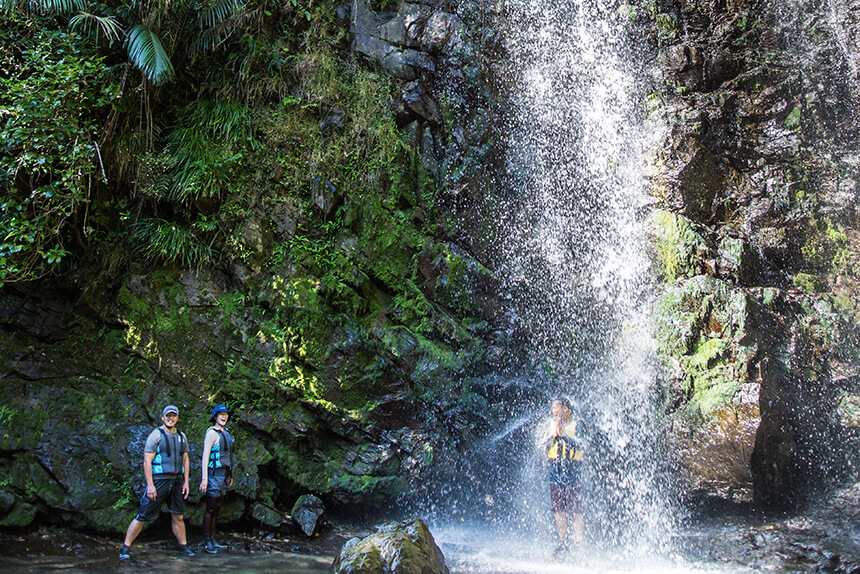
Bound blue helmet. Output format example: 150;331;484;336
209;404;230;423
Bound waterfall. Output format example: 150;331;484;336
428;0;679;567
489;0;676;555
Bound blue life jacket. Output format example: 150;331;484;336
152;427;188;476
207;427;234;469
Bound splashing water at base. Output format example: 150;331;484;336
432;524;758;574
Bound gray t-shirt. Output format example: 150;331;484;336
143;426;188;476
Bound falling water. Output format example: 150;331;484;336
492;0;676;550
493;0;677;551
429;0;684;569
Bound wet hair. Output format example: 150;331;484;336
552;397;573;412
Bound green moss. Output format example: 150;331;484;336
655;12;678;42
431;244;494;319
784;104;801;129
761;287;780;307
837;394;860;427
793;272;822;292
652;289;698;356
648;210;708;282
0;501;37;527
800;216;852;274
681;337;739;416
685;337;727;370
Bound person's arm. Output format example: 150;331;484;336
199;430;217;492
228;433;234;487
143;452;156;500
182;451;190;499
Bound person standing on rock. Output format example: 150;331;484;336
199;404;235;554
540;397;585;558
119;404;195;560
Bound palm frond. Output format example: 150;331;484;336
0;0;84;15
189;26;229;55
125;24;175;85
0;0;25;15
36;0;86;13
198;0;242;29
69;12;123;46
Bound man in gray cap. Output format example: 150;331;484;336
119;405;195;560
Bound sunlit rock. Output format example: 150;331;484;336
331;518;449;574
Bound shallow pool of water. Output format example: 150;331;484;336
3;547;333;574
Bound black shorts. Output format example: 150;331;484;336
134;476;185;522
205;467;232;497
550;483;581;514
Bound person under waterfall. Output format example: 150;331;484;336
199;404;235;554
541;397;585;557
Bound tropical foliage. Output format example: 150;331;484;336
0;22;118;281
0;0;435;286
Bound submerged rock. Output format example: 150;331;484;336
331;518;449;574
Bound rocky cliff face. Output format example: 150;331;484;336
0;0;498;531
1;0;859;533
648;0;860;506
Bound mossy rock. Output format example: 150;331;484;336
332;517;449;574
681;340;741;417
647;210;709;282
793;272;823;293
418;241;496;320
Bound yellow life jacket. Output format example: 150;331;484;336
547;420;584;461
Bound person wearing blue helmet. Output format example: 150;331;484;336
199;404;235;554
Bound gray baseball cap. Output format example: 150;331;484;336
162;405;179;416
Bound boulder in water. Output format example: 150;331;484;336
331;518;449;574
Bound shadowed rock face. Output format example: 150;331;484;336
650;0;860;506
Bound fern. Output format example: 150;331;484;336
130;217;214;267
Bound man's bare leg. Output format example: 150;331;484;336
123;519;145;547
171;513;188;546
572;513;584;543
554;511;568;541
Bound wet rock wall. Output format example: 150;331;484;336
2;0;860;534
648;0;860;506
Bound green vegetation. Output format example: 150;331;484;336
1;0;490;521
0;23;118;282
0;0;432;283
648;209;708;282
